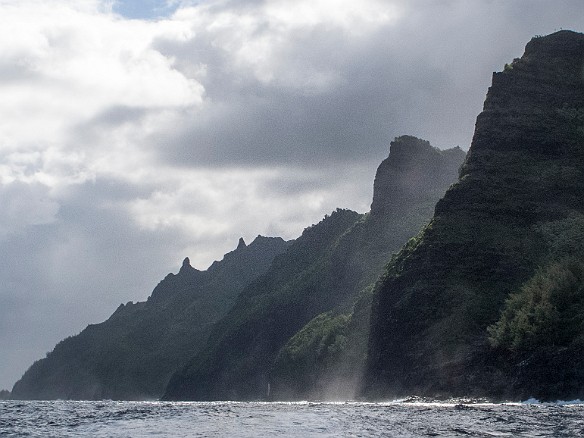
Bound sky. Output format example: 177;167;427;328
0;0;583;391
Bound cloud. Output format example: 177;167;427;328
0;0;203;174
0;0;583;389
0;178;188;391
139;0;584;169
0;181;59;238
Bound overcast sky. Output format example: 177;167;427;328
1;0;583;390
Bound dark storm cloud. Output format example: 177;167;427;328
151;13;449;167
144;0;584;170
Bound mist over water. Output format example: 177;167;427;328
2;400;584;437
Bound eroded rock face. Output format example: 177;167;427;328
471;30;584;156
371;135;465;218
366;31;584;401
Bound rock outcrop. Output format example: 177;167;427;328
371;136;464;218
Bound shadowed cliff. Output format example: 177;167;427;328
365;30;584;401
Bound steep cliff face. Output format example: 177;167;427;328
11;236;290;400
371;136;464;218
366;30;584;401
164;138;465;401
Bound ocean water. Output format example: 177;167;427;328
1;399;584;437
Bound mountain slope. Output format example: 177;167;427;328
164;137;465;401
11;236;290;400
365;30;584;401
163;208;364;400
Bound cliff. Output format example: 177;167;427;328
11;236;290;400
365;30;584;401
163;137;465;401
371;136;464;219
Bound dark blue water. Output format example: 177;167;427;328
2;400;584;437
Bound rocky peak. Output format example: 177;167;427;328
178;256;197;275
387;135;434;163
524;30;584;68
370;135;465;217
248;235;290;249
237;237;246;250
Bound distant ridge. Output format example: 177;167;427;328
11;236;290;400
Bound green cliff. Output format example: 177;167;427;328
365;30;584;401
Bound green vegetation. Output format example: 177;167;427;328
489;213;584;352
273;312;351;396
164;209;365;400
503;58;520;72
273;284;374;400
489;259;584;351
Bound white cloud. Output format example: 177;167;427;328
262;0;402;32
126;163;373;267
0;0;204;187
170;0;401;89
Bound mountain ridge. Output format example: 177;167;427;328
11;235;290;400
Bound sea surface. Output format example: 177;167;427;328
1;399;584;437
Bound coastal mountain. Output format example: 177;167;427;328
365;30;584;401
9;30;584;404
11;236;290;400
163;137;465;401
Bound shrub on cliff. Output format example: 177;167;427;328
489;258;584;351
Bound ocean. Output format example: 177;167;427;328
1;399;584;437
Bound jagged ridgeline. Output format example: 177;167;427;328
11;237;290;400
366;31;584;401
163;137;465;401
